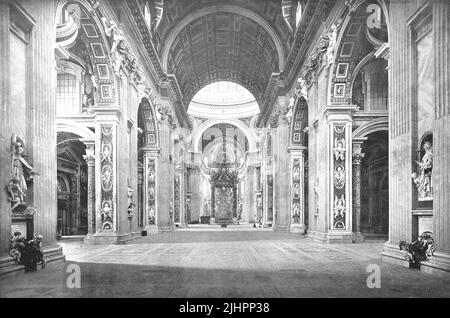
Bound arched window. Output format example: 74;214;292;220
56;73;80;116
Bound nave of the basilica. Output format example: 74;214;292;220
0;0;450;297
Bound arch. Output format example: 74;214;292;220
349;52;375;93
352;117;388;138
192;118;257;153
160;4;286;72
329;0;390;102
290;97;308;146
138;97;159;147
202;136;247;164
56;119;95;141
55;0;118;104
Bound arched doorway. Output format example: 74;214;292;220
360;130;389;238
56;132;88;237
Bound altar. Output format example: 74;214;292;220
210;165;238;224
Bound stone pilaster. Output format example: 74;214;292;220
272;114;290;231
352;139;366;243
245;165;256;223
421;0;450;274
324;106;356;243
142;147;159;233
289;146;307;234
83;145;95;238
85;112;120;244
156;118;174;231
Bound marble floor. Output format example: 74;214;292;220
1;225;449;298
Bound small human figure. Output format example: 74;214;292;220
399;231;435;268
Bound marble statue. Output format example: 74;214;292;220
101;17;126;74
411;141;433;200
6;178;26;211
11;135;36;195
7;135;37;213
326;23;339;66
296;77;308;101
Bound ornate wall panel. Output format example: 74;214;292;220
174;174;181;223
332;124;347;230
146;157;157;225
100;125;114;231
291;157;302;224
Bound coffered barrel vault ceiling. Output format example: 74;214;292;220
153;0;293;106
165;12;281;105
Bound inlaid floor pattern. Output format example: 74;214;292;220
1;226;449;297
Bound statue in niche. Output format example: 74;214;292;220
203;201;209;216
411;141;433;200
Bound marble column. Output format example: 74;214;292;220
352;139;366;243
289;146;307;233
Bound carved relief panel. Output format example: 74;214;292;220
332;125;347;230
100;126;115;231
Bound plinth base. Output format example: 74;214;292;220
306;231;353;243
352;232;365;243
84;232;141;245
290;224;306;234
